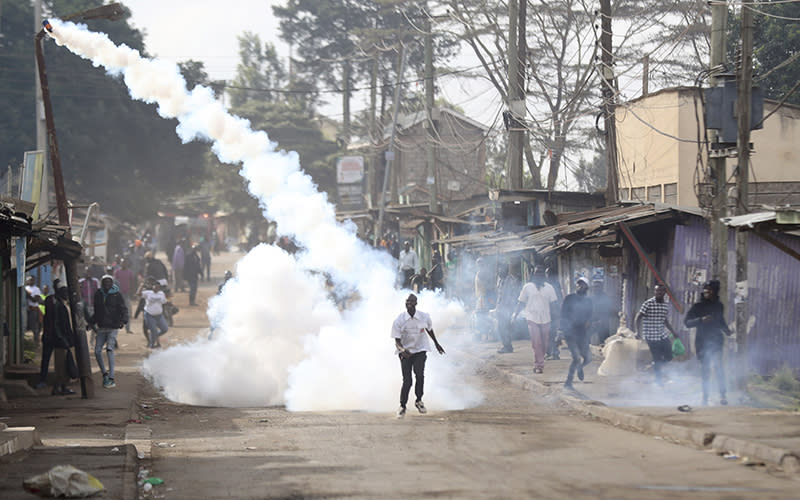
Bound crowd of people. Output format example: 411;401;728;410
24;230;223;395
386;240;732;404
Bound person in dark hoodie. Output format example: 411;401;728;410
684;280;732;406
561;277;593;389
51;285;76;396
91;275;129;389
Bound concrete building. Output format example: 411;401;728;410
384;107;489;207
616;87;800;209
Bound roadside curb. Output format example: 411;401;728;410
479;354;799;476
0;424;42;457
124;382;152;460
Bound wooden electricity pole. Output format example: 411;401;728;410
709;2;729;308
735;4;754;357
424;11;438;214
599;0;618;205
506;0;526;189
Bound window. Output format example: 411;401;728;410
647;185;662;202
664;183;678;204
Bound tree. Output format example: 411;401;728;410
728;2;800;106
274;1;459;146
229;32;290;108
442;0;711;190
274;0;380;144
574;152;607;193
232;100;340;196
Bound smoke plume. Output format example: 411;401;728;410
47;19;481;411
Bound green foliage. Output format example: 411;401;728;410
274;0;459;142
574;146;607;193
746;2;800;105
233;100;339;195
230;32;291;108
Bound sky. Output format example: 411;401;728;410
120;0;502;128
122;0;285;82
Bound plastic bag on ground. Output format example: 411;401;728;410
598;334;648;376
23;465;105;497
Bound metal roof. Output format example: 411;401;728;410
721;211;779;228
440;203;701;256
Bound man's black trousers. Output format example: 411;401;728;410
399;351;427;408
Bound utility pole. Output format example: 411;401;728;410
374;44;407;246
709;2;729;311
642;55;649;96
36;27;94;398
599;0;618;205
34;3;125;398
735;3;754;359
341;60;351;148
424;10;437;214
506;0;525;189
34;0;49;217
368;55;378;208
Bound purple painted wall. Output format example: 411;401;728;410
743;231;800;374
669;217;800;374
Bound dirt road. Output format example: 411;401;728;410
118;250;797;499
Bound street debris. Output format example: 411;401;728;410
23;465;105;497
677;405;692;412
110;447;120;453
143;477;165;485
126;419;143;424
245;446;257;450
154;442;176;448
723;453;739;460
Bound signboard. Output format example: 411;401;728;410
336;156;364;184
21;150;45;220
337;156;365;210
337;183;364;210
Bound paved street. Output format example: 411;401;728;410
138;372;797;499
2;250;799;499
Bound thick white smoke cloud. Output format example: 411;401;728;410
47;20;482;411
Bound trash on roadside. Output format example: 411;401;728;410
258;419;269;423
110;447;119;453
23;465;105;497
597;335;647;376
154;442;175;448
143;482;153;493
677;405;692;412
245;446;257;450
126;419;142;424
723;453;739;460
143;477;164;485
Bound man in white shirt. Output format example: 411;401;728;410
512;267;559;374
397;241;419;288
391;294;445;418
139;279;169;348
25;275;43;343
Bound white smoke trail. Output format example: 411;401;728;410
47;20;481;411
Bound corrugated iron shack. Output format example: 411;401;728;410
721;211;800;374
442;202;800;375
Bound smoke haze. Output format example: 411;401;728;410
47;19;481;411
